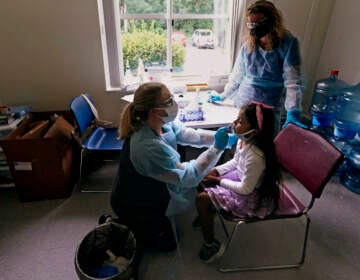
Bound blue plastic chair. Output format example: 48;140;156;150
70;93;124;192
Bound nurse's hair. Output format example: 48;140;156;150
119;82;167;139
245;0;289;51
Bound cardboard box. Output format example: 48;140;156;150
0;111;79;202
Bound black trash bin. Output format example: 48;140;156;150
75;222;136;280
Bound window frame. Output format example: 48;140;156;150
97;0;241;92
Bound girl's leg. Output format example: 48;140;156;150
196;191;215;244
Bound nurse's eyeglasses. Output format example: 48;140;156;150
156;95;175;108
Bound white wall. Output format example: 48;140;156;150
276;0;360;112
0;0;125;123
0;0;358;121
316;0;360;87
272;0;336;112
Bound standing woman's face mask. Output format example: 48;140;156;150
247;13;272;40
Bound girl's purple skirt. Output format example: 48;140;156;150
205;170;275;219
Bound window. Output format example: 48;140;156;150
98;0;238;91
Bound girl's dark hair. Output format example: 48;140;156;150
243;103;281;207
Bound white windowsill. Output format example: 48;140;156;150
105;74;229;94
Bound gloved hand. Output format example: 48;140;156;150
208;94;224;103
282;109;308;129
214;126;230;150
227;133;238;147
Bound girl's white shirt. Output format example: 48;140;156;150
215;140;265;195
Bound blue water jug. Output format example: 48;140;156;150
334;83;360;139
328;137;351;176
341;145;360;194
310;70;348;128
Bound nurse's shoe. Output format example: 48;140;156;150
98;214;113;225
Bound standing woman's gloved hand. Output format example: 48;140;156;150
208;94;224;103
214;126;230;150
282;109;308;129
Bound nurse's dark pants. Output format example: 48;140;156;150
110;138;176;261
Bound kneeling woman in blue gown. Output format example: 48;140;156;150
111;82;233;253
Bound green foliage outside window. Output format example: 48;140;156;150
121;21;185;71
122;0;214;14
119;0;219;72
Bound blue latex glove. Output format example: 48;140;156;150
227;133;238;147
208;94;224;103
214;126;230;150
282;109;308;129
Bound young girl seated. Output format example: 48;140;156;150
195;102;281;263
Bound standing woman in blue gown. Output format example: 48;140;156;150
210;0;307;132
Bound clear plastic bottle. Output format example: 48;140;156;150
333;83;360;139
310;69;348;130
124;60;135;84
137;58;148;84
196;102;204;121
195;87;200;104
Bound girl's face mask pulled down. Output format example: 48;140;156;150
233;128;256;141
232;109;256;141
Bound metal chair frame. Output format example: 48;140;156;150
217;124;344;272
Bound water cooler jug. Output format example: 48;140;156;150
333;83;360;140
341;145;360;194
328;137;352;176
310;70;348;137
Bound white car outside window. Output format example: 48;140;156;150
192;29;217;49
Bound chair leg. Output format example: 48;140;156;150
79;149;105;193
221;221;244;257
217;211;229;239
218;215;310;272
299;214;311;266
79;150;116;193
78;148;85;192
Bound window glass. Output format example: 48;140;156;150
120;19;167;73
173;19;230;77
173;0;229;14
99;0;233;89
119;0;166;14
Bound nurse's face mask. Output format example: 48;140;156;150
154;94;178;123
